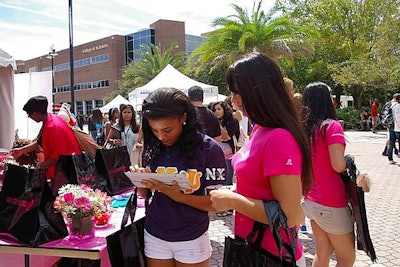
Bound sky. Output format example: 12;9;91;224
0;0;275;61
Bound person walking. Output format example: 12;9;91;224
302;82;355;267
371;99;380;133
210;52;313;267
388;93;400;164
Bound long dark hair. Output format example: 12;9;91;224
117;104;140;133
211;101;234;128
141;88;203;167
302;82;337;142
108;107;119;123
226;52;313;194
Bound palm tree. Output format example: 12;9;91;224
190;0;313;69
105;42;185;102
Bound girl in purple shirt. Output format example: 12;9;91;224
132;88;226;267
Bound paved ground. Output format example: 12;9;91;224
208;130;399;267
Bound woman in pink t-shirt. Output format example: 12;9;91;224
210;52;313;267
302;82;355;267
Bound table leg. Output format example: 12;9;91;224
24;254;29;267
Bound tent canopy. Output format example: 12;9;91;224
99;94;130;113
128;64;219;110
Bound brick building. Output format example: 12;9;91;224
16;19;205;116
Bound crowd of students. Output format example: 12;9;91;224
11;51;363;267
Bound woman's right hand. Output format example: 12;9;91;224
129;165;151;198
10;147;24;160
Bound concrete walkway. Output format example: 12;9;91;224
208;130;398;267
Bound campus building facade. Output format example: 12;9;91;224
17;19;205;116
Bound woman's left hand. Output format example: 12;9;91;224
141;179;182;201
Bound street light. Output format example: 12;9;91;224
47;44;58;100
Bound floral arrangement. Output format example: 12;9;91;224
54;184;112;219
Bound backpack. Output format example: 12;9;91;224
380;101;394;129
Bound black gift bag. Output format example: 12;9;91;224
106;189;146;267
223;201;298;267
95;146;134;196
0;164;68;247
53;152;100;196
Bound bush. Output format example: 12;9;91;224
336;107;360;130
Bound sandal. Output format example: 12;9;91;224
216;211;228;217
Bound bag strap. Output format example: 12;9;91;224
263;201;297;263
120;188;149;228
246;201;297;264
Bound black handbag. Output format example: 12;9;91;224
223;201;298;267
106;189;147;267
94;146;134;196
0;164;68;247
52;152;100;196
341;154;377;262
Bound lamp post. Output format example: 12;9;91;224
47;44;58;103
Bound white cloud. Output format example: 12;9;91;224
0;0;275;60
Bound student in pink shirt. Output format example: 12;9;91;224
302;82;355;267
210;52;313;267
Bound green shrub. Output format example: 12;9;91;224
336;107;360;130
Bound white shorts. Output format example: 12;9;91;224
144;230;212;264
302;199;354;235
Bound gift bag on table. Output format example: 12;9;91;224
106;189;147;267
95;146;133;196
52;152;100;196
0;164;68;247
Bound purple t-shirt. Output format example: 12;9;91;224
232;125;303;260
145;135;226;242
306;120;347;207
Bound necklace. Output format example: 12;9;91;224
124;125;131;140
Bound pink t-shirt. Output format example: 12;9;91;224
306;120;347;207
231;125;303;260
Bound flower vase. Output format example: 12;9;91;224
66;215;95;240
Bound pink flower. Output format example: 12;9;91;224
63;192;74;203
74;197;91;212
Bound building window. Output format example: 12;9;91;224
95;100;103;108
86;101;93;115
76;101;83;115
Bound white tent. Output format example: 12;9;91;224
204;93;227;105
0;48;16;149
99;94;130;113
14;71;53;140
128;64;219;110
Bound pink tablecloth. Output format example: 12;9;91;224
0;206;145;267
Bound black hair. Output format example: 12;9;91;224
210;101;234;128
141;87;204;167
117;104;140;133
188;86;204;102
226;52;313;194
302;82;337;141
108;107;119;123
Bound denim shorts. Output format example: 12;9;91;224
302;199;354;235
